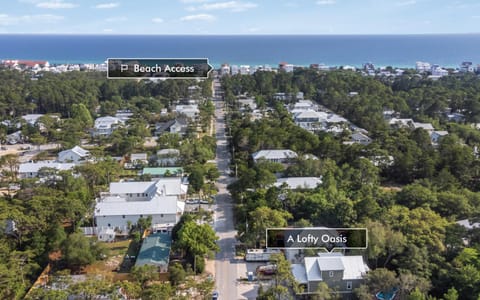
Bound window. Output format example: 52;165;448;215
122;215;125;219
160;214;164;218
329;271;334;278
108;223;111;227
347;281;352;290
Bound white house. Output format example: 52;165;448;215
326;114;348;124
431;67;448;77
240;65;251;75
57;146;90;163
290;100;317;112
252;149;298;164
175;105;199;119
18;161;76;179
220;64;230;76
274;177;322;190
21;114;44;126
279;63;294;72
291;253;369;295
413;122;434;132
92;116;123;136
294;110;328;131
94;178;188;232
416;61;431;72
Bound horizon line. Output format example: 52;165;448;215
1;32;480;36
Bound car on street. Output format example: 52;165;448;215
212;291;219;300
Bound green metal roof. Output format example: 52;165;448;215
135;233;172;268
142;167;183;176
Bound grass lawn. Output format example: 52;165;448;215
83;238;140;277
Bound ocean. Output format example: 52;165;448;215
1;34;480;68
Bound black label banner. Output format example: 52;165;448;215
266;228;367;252
107;58;213;79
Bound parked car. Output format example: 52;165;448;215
186;199;200;204
212;291;219;300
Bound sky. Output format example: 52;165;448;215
0;0;480;34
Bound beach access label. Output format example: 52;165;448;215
107;58;213;79
266;228;367;252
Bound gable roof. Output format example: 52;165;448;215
108;178;187;196
299;254;369;282
252;149;298;161
294;110;327;120
95;194;179;216
58;146;89;159
94;116;122;128
413;122;434;131
351;132;371;141
157;148;180;156
71;146;89;157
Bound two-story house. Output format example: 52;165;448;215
291;253;369;298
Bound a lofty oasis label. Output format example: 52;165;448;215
107;58;213;79
266;228;368;252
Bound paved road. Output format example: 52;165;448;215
213;79;239;300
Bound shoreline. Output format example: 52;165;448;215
0;58;462;70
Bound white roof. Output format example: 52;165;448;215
304;257;323;281
175;104;199;113
109;178;187;197
95;195;180;217
71;146;89;157
299;254;369;282
341;256;370;280
291;264;308;284
131;153;148;161
432;130;448;136
414;122;434;131
294;110;328;120
317;256;344;271
22;114;44;124
352;132;371;141
326;114;348;123
157;149;180;156
457;219;480;229
274;177;322;189
19;161;75;173
58;146;89;158
252;149;298;161
94;116;122;128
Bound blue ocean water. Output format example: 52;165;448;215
1;34;480;68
